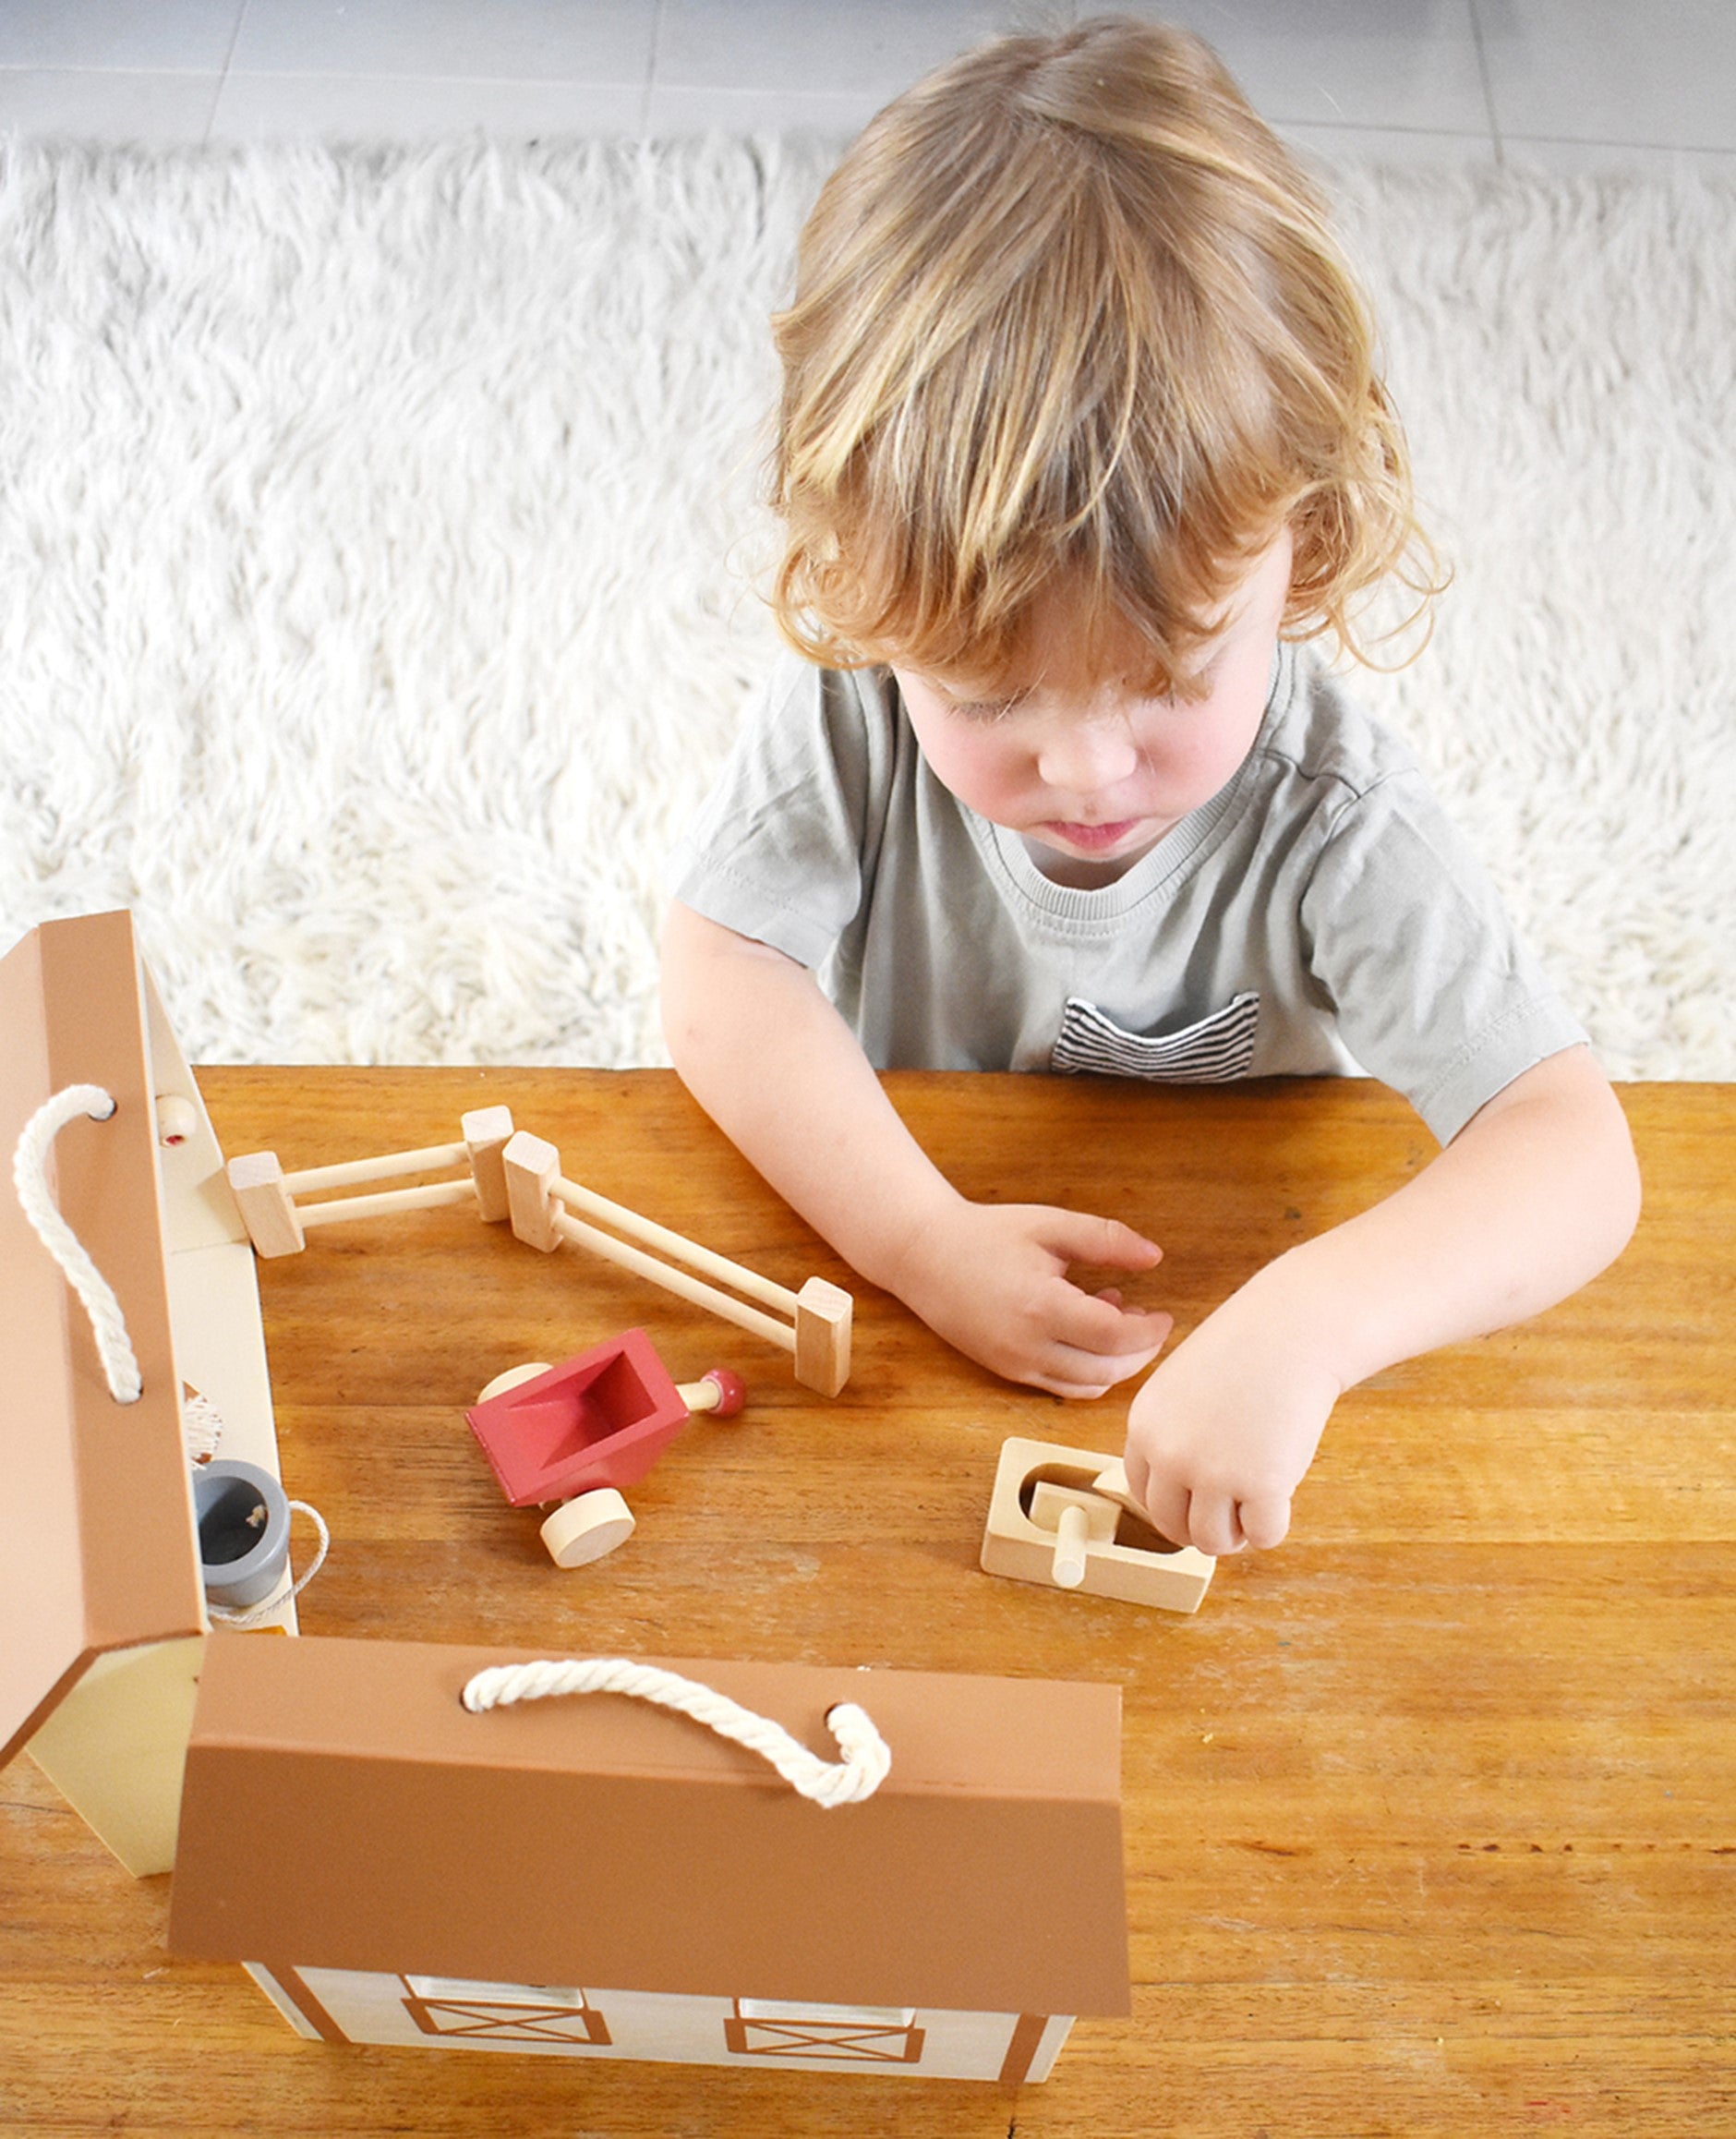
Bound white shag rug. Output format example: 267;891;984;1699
0;139;1730;1078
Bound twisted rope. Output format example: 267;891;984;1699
182;1386;226;1462
461;1658;891;1808
12;1084;142;1404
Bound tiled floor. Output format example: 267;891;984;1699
0;0;1731;170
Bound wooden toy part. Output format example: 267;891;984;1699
1030;1483;1117;1590
502;1129;561;1252
464;1330;693;1509
297;1176;476;1231
1084;1458;1145;1521
500;1130;853;1391
540;1488;635;1569
677;1368;745;1418
1051;1502;1091;1589
794;1276;852;1398
226;1110;517;1256
460;1106;514;1223
288;1145;475;1234
476;1362;552;1406
152;1093;200;1148
980;1436;1215;1615
221;1106;853;1391
225;1150;305;1258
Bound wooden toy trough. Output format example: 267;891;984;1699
981;1436;1217;1613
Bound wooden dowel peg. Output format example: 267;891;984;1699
676;1369;746;1418
1002;1460;1212;1610
226;1152;305;1258
550;1173;802;1318
1052;1502;1091;1589
153;1093;200;1149
281;1142;469;1197
296;1178;478;1231
1026;1480;1117;1589
549;1207;796;1354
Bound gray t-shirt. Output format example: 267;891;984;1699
670;644;1585;1144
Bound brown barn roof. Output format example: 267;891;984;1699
170;1634;1130;2017
0;912;204;1768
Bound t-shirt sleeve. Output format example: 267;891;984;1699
1300;770;1589;1144
668;656;879;971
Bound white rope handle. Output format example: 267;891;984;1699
206;1501;332;1630
12;1084;142;1404
461;1658;891;1809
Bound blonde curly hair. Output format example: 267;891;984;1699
770;17;1440;693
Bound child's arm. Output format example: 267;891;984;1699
1122;1044;1642;1555
661;900;1173;1396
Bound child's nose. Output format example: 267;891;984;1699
1036;718;1139;795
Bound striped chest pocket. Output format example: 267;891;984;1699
1051;992;1260;1082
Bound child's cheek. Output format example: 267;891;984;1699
918;722;1021;819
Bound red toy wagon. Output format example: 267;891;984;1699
466;1326;743;1567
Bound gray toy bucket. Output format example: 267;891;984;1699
194;1458;291;1610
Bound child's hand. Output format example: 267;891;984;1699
890;1200;1171;1397
1122;1297;1342;1555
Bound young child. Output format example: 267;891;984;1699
659;18;1640;1558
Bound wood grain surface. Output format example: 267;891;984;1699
3;1068;1731;2139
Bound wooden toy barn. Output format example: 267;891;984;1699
1;912;1130;2086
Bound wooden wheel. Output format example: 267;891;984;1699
476;1361;552;1405
539;1488;635;1568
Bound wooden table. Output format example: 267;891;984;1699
3;1068;1732;2139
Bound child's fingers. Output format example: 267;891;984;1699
1120;1475;1289;1555
1054;1283;1172;1360
1011;1311;1169;1397
1236;1492;1292;1551
1121;1451;1216;1553
1039;1208;1163;1275
1025;1351;1154;1400
1124;1461;1196;1551
1034;1322;1172;1397
1180;1493;1248;1558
